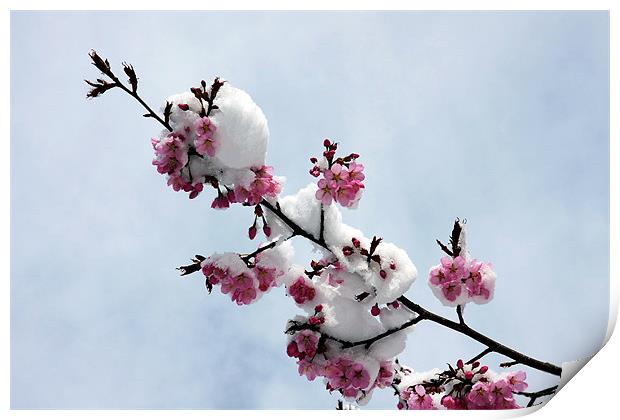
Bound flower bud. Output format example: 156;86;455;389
465;371;474;380
314;304;323;313
342;246;354;256
248;225;257;240
379;269;387;279
351;237;361;248
263;225;272;237
178;103;190;111
472;361;480;369
457;359;464;369
323;139;331;147
371;304;381;316
478;366;489;374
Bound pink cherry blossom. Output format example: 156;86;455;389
211;193;230;209
294;330;319;358
315;179;337;205
488;380;513;406
195;135;219;157
507;371;528;392
194;116;216;137
288;277;316;304
440;256;468;281
429;266;447;285
375;361;395;388
467;382;491;408
298;359;323;381
324;163;349;187
441;280;462;302
346;363;370;389
406;385;435;410
286;341;300;358
347;162;365;182
253;265;277;292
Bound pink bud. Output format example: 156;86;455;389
465;371;474;380
248;225;257;240
323;139;331;147
263;225;272;237
178;103;190;111
472;361;480;369
309;316;321;325
478;366;488;374
457;359;464;369
310;157;318;163
352;237;361;248
390;261;397;270
342;246;354;256
379;270;387;279
314;304;323;313
371;304;381;316
397;402;404;410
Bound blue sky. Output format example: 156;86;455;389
11;11;609;409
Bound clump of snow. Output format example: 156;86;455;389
209;84;269;169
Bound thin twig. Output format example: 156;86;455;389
466;347;493;365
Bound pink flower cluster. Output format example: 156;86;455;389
324;357;372;399
151;114;221;199
212;166;282;209
397;360;527;410
401;385;436;410
310;139;365;208
374;360;396;389
152;133;188;176
193;116;219;157
201;256;282;305
442;368;527;410
428;255;496;306
288;276;316;304
152;133;204;199
286;329;324;381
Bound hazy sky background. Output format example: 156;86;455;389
11;11;609;409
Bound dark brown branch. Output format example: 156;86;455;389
396;296;562;376
240;236;295;264
340;315;425;349
500;360;520;368
456;305;466;325
177;255;206;276
86;51;172;132
319;205;325;243
466;347;492;365
260;199;330;250
516;385;558;407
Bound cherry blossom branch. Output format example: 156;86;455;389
395;296;562;376
258;199;563;377
340;315;425;349
240;236;293;264
466;347;493;364
86;50;173;132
